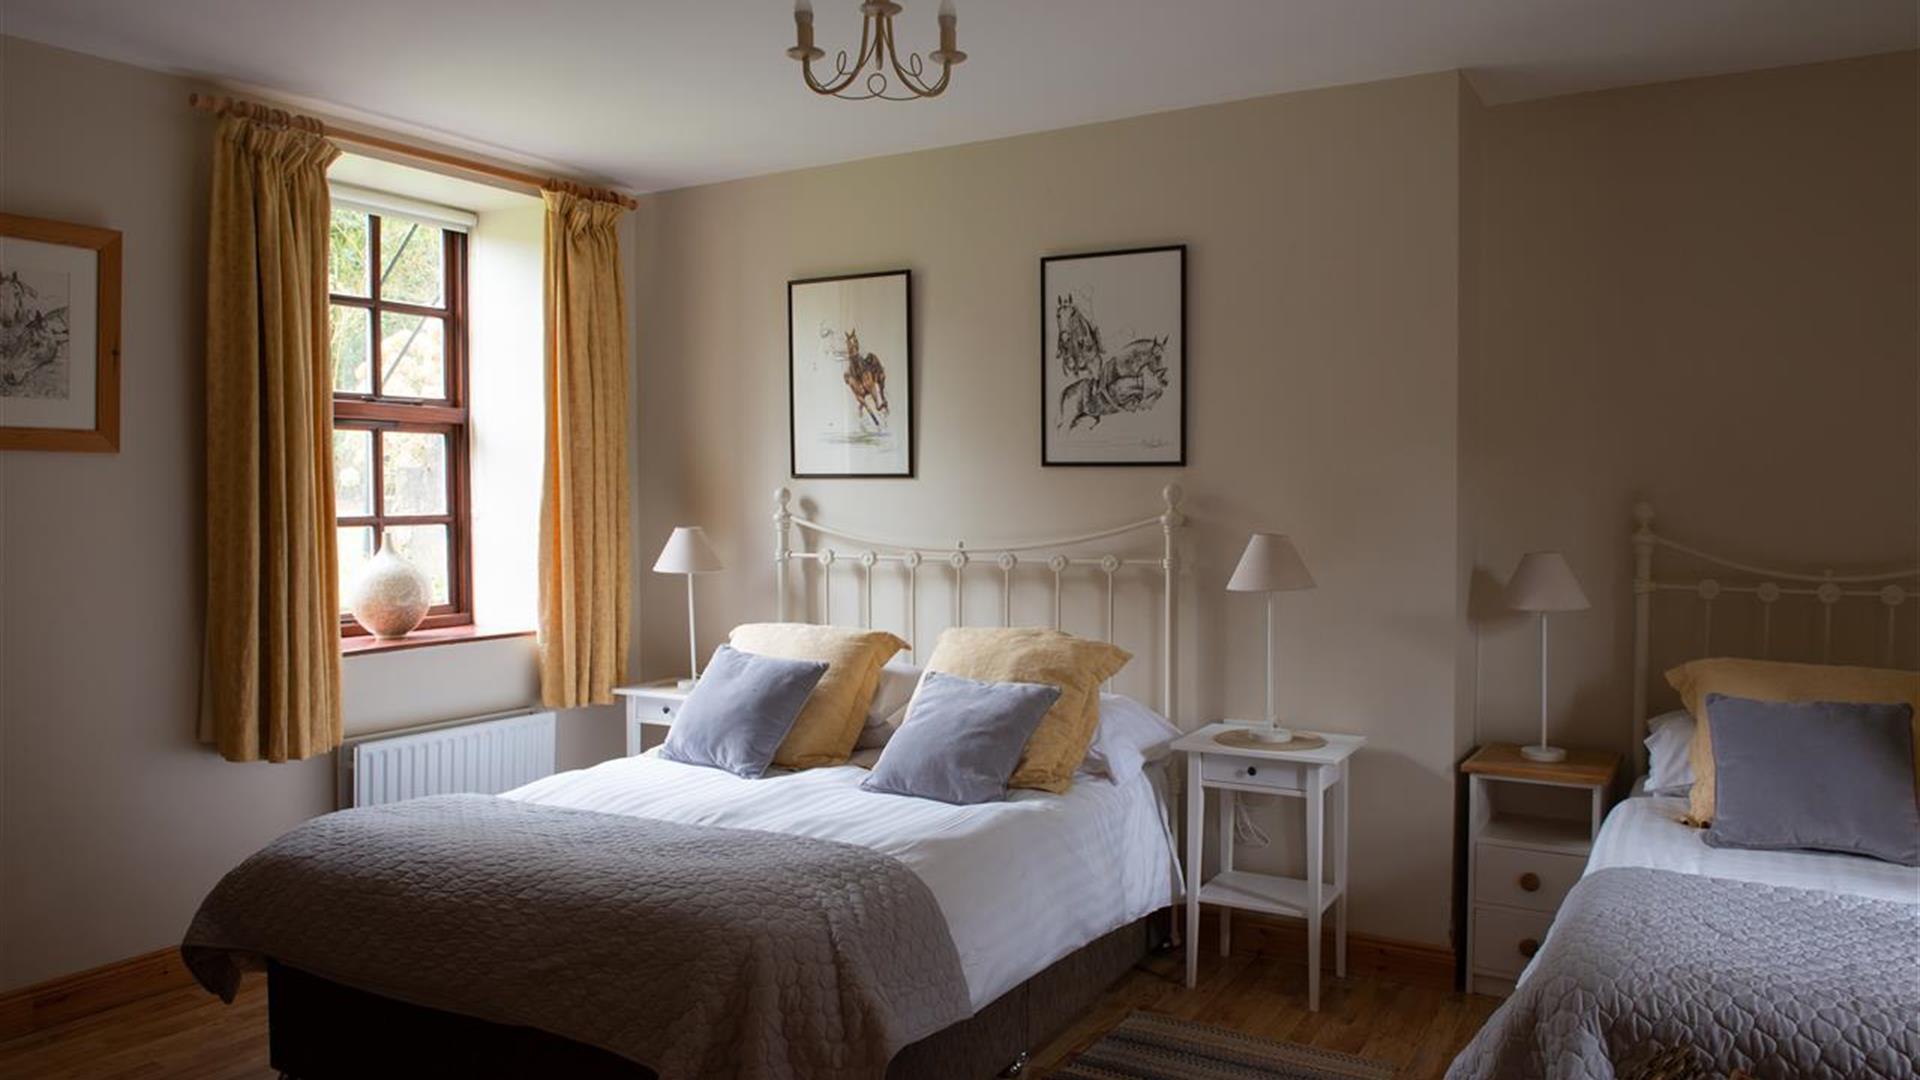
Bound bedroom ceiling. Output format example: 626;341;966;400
2;0;1912;193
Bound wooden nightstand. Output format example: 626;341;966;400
613;680;689;756
1170;723;1366;1011
1460;743;1619;997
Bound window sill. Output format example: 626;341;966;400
341;625;535;657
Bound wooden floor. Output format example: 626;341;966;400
0;936;1497;1079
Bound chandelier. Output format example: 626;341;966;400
788;1;966;101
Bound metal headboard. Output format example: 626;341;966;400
1629;500;1919;774
773;485;1185;720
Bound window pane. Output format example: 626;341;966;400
333;429;373;516
379;312;446;399
377;214;445;307
382;431;448;515
338;526;375;606
329;209;370;297
330;305;371;393
384;525;450;605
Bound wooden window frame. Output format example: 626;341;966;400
331;213;473;637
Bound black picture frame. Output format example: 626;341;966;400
1040;245;1186;467
787;269;914;479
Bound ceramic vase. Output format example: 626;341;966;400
351;540;431;639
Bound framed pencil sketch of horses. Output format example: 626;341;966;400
1041;245;1184;467
788;269;913;478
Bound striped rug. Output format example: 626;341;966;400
1053;1012;1396;1080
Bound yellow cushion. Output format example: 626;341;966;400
922;627;1132;793
729;624;908;768
1667;657;1920;825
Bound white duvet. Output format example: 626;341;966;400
504;753;1181;1011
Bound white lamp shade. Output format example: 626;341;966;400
652;526;724;574
1505;551;1589;612
1227;533;1315;592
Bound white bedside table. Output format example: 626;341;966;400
613;680;689;756
1170;722;1365;1011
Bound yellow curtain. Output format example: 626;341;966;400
199;113;343;762
538;188;633;707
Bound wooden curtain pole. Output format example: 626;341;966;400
187;91;638;210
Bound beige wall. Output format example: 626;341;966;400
1469;52;1919;756
633;72;1478;947
0;36;626;991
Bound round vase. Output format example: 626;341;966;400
350;541;431;640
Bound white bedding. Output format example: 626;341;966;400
1587;792;1920;905
503;753;1181;1012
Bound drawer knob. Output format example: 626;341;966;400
660;705;672;715
1518;872;1541;893
1518;938;1540;959
1245;766;1258;777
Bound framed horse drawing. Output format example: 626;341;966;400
788;269;913;478
1040;245;1185;467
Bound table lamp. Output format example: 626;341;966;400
1504;551;1589;762
1227;532;1316;741
653;526;724;689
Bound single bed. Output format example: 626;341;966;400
187;488;1191;1080
1450;503;1920;1080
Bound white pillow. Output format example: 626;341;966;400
855;658;923;750
1643;709;1695;796
1079;693;1181;781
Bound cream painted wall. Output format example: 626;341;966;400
632;72;1477;947
1469;52;1920;758
0;36;627;991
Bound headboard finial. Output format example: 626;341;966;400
774;487;792;517
1161;483;1186;527
1631;501;1654;531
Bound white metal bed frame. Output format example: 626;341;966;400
772;484;1185;720
1629;500;1918;774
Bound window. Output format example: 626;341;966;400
328;207;472;634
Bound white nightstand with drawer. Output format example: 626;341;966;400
613;680;689;756
1460;743;1620;996
1170;722;1366;1012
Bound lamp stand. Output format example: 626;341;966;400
1521;612;1566;762
1262;591;1292;742
679;574;699;691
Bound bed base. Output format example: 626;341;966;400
267;912;1163;1080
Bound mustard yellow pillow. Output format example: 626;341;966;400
922;627;1131;793
729;624;907;768
1667;657;1920;825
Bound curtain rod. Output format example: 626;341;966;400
187;92;638;211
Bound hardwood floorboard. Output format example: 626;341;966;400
0;930;1498;1079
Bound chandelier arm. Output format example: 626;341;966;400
885;42;949;98
803;11;879;97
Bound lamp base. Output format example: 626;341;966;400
676;677;697;691
1520;744;1567;763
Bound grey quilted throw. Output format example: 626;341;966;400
1449;868;1920;1080
182;794;970;1079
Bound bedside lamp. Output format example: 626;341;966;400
1227;533;1316;741
1504;551;1589;763
653;526;724;689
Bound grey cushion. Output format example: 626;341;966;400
1704;692;1920;866
860;671;1061;805
659;646;829;778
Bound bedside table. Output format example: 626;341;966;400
1460;743;1619;996
613;680;689;756
1169;722;1366;1011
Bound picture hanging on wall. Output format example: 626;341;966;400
1041;245;1185;467
788;269;912;478
0;213;121;453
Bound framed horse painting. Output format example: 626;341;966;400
788;269;913;478
1040;245;1185;467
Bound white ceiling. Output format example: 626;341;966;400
3;1;1912;193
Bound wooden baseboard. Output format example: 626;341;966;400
1196;909;1456;989
0;948;196;1041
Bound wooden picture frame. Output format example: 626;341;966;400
788;269;914;479
1041;245;1185;467
0;213;121;453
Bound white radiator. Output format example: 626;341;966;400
344;710;557;808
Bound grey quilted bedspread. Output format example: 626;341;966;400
1448;867;1920;1080
182;794;971;1080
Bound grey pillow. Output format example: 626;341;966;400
659;646;829;778
1703;692;1920;866
861;671;1061;805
